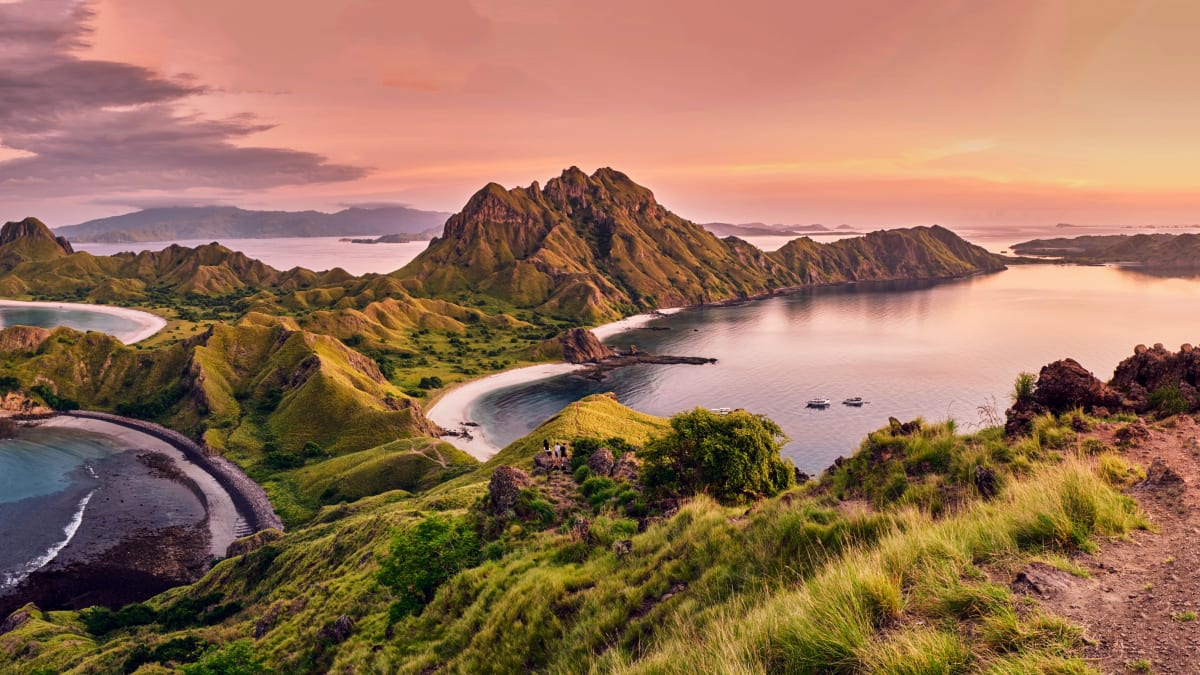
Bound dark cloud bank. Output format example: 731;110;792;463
0;0;368;202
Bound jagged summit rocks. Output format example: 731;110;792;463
397;167;1007;322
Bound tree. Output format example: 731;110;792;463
640;408;794;504
378;515;480;619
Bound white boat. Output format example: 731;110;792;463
805;398;831;409
711;407;732;415
842;397;865;406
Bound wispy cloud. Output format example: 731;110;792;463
0;0;367;201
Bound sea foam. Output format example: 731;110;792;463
1;487;96;590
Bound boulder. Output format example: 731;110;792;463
612;453;641;482
1109;343;1200;413
488;465;532;516
888;417;922;435
1012;562;1077;599
612;540;633;557
974;465;999;500
559;328;615;364
1114;419;1151;446
1032;358;1121;412
587;448;615;477
1134;457;1185;493
0;607;31;635
317;615;355;643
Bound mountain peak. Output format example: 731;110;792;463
0;217;74;259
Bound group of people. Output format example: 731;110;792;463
542;438;569;459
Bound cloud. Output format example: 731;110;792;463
0;0;367;200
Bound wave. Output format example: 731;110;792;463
0;488;96;590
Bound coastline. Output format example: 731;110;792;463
428;308;685;461
38;415;243;558
0;298;167;344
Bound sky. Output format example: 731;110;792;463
3;0;1200;228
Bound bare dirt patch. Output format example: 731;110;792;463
1014;416;1200;673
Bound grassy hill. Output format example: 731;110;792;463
0;394;1152;673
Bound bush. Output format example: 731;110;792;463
1012;372;1036;403
417;376;444;390
640;408;794;504
181;640;273;675
1149;382;1189;415
378;515;480;619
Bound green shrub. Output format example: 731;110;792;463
640;408;794;504
1012;372;1036;403
181;640;273;674
1149;382;1189;415
378;515;480;619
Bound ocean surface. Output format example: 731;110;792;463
467;264;1200;474
73;236;431;276
0;305;144;338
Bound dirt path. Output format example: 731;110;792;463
1021;416;1200;673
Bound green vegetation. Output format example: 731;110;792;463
640;408;794;504
0;398;1152;673
1149;382;1189;415
1013;371;1037;402
378;515;481;620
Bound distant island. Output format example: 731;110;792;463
1012;232;1200;268
701;221;862;237
339;231;438;244
55;205;451;243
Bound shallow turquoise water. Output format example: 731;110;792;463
0;428;115;504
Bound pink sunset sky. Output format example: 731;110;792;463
3;0;1200;228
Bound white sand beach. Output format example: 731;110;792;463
0;299;167;344
38;416;241;557
428;308;686;461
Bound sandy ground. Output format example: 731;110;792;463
427;308;685;461
39;416;240;557
0;299;167;344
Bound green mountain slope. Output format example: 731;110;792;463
0;397;1148;673
1013;232;1200;268
396;168;1007;321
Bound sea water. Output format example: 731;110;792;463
0;305;145;339
468;264;1200;473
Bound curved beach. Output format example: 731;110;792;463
0;299;167;344
428;308;684;460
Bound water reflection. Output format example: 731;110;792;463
471;265;1200;473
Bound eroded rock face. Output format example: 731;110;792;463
1134;457;1185;493
488;465;532;516
0;326;52;353
587;448;615;477
559;328;615;364
226;528;284;559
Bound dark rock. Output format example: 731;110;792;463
0;608;30;635
1012;562;1078;598
794;467;812;483
587;448;615;477
1134;457;1185;493
1033;358;1121;412
888;417;922;435
1114;419;1151;446
612;540;633;557
612;453;640;482
974;465;999;500
1110;344;1200;413
318;615;356;643
488;465;532;516
559;328;615;364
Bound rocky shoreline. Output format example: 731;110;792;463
63;410;283;532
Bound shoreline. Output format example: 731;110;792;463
428;308;685;461
38;416;244;558
0;298;167;344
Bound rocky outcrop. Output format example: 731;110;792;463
533;451;569;474
226;528;284;558
488;465;533;516
587;447;615;476
0;326;52;353
318;615;356;643
559;328;615;364
1005;359;1121;436
612;453;640;482
1134;457;1185;493
1110;343;1200;412
0;217;73;256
